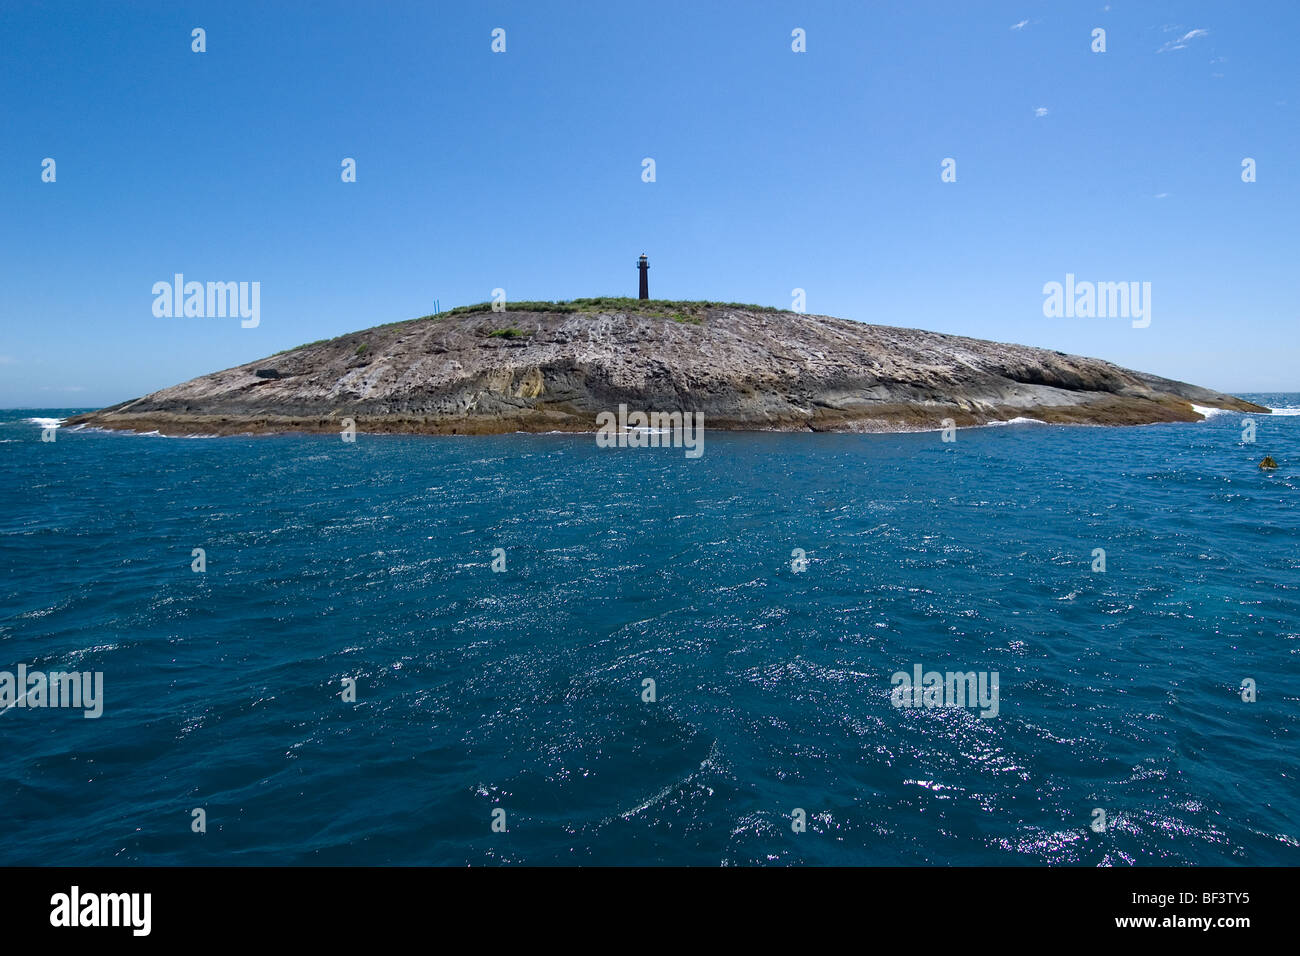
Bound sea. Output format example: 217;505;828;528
1;396;1297;866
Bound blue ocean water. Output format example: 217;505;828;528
1;400;1297;866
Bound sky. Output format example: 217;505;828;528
2;0;1297;407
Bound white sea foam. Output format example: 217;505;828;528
1191;404;1231;418
986;417;1049;427
1268;406;1300;416
66;424;218;438
24;417;64;428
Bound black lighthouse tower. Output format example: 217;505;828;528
637;254;648;300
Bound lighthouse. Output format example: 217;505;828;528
637;254;648;300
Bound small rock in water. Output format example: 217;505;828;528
1259;456;1279;469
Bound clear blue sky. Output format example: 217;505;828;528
2;0;1296;407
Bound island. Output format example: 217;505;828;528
65;299;1268;436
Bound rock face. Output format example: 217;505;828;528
66;301;1267;435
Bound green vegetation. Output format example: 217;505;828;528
671;313;703;325
354;343;368;355
270;338;329;356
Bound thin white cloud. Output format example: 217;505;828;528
1011;20;1029;30
1034;106;1049;118
1158;28;1209;53
1154;193;1169;199
0;355;16;365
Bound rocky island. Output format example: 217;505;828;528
66;299;1267;436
